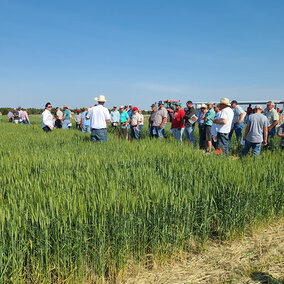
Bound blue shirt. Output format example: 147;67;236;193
63;109;71;121
81;111;90;126
120;111;129;123
110;110;120;123
204;108;216;126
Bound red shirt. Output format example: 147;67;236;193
172;109;185;129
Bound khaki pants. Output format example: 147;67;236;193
120;126;128;139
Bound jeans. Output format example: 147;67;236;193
138;124;143;131
42;126;51;132
91;128;108;142
217;132;230;155
81;125;91;133
199;124;205;149
229;123;244;147
268;127;276;138
241;140;261;156
130;125;140;139
62;120;69;129
150;125;166;139
22;120;30;125
172;128;184;142
184;125;195;145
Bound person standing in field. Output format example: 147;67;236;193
264;101;279;139
130;107;141;140
138;109;144;131
183;101;197;145
80;107;91;133
171;103;185;142
212;98;234;155
229;100;245;146
246;104;253;116
86;95;110;142
119;106;130;139
110;106;120;132
127;105;133;119
61;105;71;129
7;110;13;122
55;107;63;128
197;104;207;149
20;109;31;125
155;101;168;138
149;104;158;138
241;105;268;156
74;109;81;130
18;107;23;124
211;104;221;154
42;102;54;132
277;121;284;150
13;108;19;124
203;102;215;152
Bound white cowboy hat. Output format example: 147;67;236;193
219;98;230;106
200;103;207;108
94;95;106;102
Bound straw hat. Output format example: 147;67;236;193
94;95;106;102
119;106;124;109
219;98;230;106
200;103;207;109
63;105;68;108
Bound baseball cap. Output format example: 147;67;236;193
158;100;164;105
151;104;156;107
255;105;263;110
133;107;138;111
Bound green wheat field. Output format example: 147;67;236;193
0;116;283;282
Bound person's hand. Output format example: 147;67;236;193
262;140;267;146
268;126;272;132
235;122;239;126
159;124;163;129
204;109;208;113
135;126;138;131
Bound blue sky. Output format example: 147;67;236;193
1;0;283;109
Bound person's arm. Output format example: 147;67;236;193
243;125;250;141
263;127;268;146
213;118;227;125
160;117;167;129
268;119;279;131
277;126;284;138
62;113;66;122
43;112;53;130
235;112;244;126
178;111;185;130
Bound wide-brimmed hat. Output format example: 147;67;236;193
219;98;230;106
200;103;207;109
63;105;68;108
255;105;263;110
94;95;106;102
119;106;124;109
207;101;214;105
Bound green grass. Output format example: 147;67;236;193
0;116;283;282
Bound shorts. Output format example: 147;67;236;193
205;125;212;141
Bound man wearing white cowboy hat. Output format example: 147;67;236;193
212;98;234;155
86;95;110;142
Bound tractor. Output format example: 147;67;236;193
162;99;181;122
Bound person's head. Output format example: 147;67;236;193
186;101;193;108
18;107;21;111
138;109;142;114
219;98;230;110
119;106;125;113
125;106;128;111
175;103;181;110
63;105;68;110
266;101;274;111
255;105;263;113
249;104;252;107
113;106;117;111
200;104;207;112
94;95;106;105
151;104;157;111
76;109;80;114
45;102;52;110
25;109;28;113
207;101;214;109
158;101;164;109
231;100;238;109
132;107;138;113
129;105;133;110
214;104;221;112
14;108;17;112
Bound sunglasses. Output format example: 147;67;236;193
47;106;52;108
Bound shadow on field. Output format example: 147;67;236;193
250;272;284;284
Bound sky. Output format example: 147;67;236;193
1;0;284;109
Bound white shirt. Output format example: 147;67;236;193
139;113;144;125
42;109;54;128
232;105;245;125
87;105;110;129
218;107;234;134
211;111;221;136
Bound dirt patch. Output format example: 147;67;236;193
123;219;284;283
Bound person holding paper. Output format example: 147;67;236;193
183;101;197;145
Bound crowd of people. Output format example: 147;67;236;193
7;96;284;156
